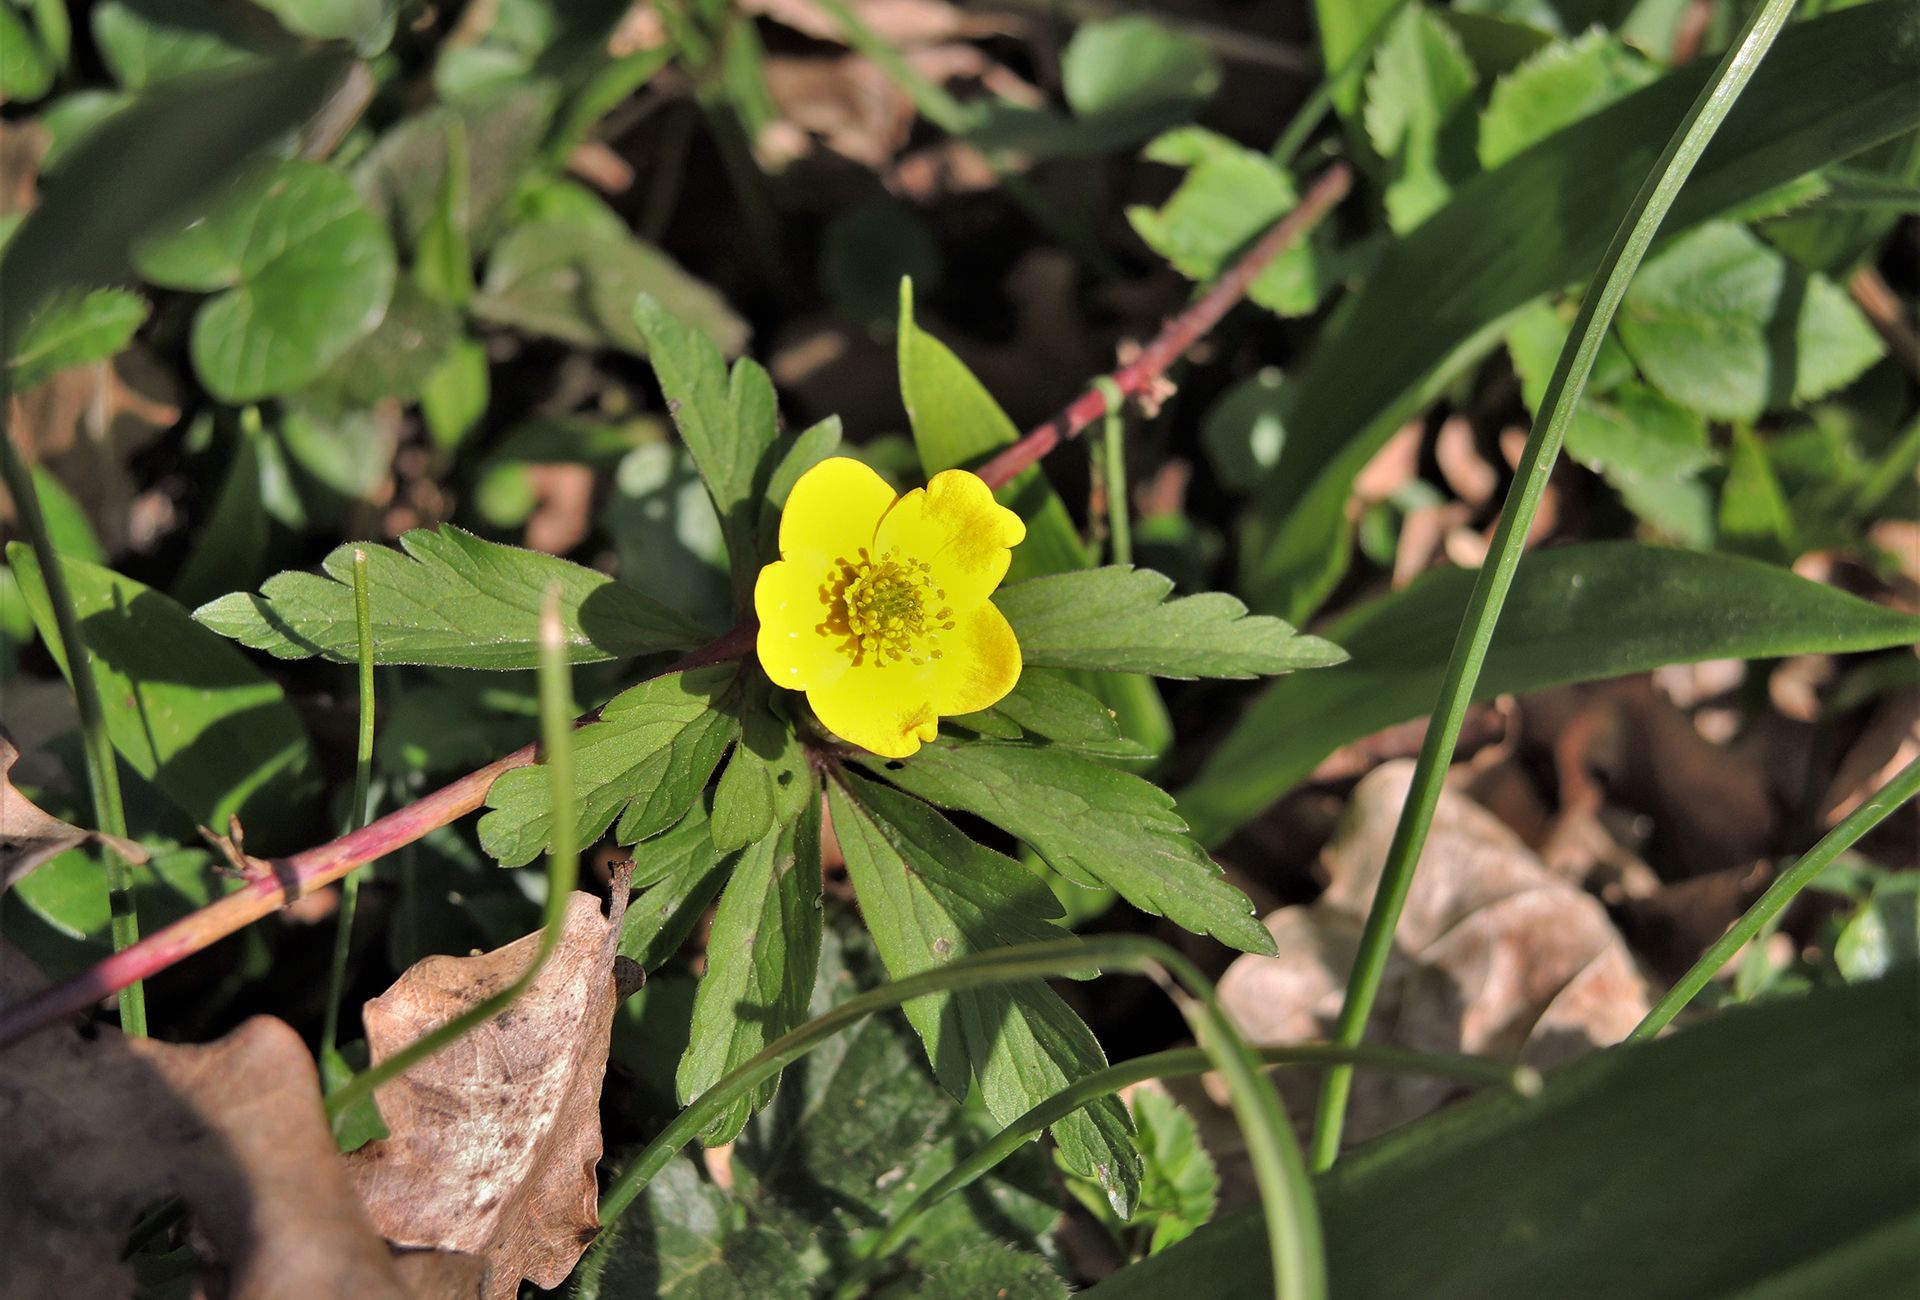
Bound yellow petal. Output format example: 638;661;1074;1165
874;469;1026;609
754;556;850;692
929;600;1023;717
807;659;940;758
779;456;898;562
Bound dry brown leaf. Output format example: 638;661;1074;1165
347;883;631;1300
1215;760;1650;1155
0;724;147;889
0;947;411;1300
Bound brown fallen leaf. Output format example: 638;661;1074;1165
1215;760;1650;1157
0;947;415;1300
348;881;632;1300
1;724;148;889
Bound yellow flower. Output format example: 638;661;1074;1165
754;457;1026;758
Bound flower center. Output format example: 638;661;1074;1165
829;548;955;667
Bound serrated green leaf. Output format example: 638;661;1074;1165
479;667;740;869
967;669;1135;754
579;1157;815;1299
882;1242;1070;1300
1181;543;1920;845
7;547;318;841
619;803;735;971
1478;30;1658;169
132;158;396;402
997;566;1347;679
710;690;812;853
194;525;709;669
830;775;1142;1215
1132;1087;1219;1255
1616;222;1883;422
1362;6;1479;233
675;798;823;1143
1239;3;1920;620
5;287;148;392
866;742;1273;954
1125;128;1332;318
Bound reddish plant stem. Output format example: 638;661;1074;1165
0;165;1349;1051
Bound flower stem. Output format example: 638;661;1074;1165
319;550;379;1063
1093;376;1133;567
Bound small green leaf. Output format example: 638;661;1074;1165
1617;222;1884;422
91;0;281;89
0;8;55;102
867;742;1274;955
1362;6;1479;233
5;287;148;392
1565;384;1717;547
830;775;1141;1215
619;803;734;971
1126;129;1332;318
1478;31;1658;169
419;335;489;451
254;0;393;55
711;690;812;853
1834;877;1920;983
968;670;1136;754
675;798;824;1143
1062;16;1218;119
478;667;740;869
997;566;1347;679
8;547;319;840
133;158;396;402
194;525;709;669
633;297;775;598
1131;1088;1220;1255
302;278;461;406
320;1044;389;1153
1718;425;1796;561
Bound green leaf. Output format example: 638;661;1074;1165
194;525;709;669
1362;5;1479;233
632;297;775;598
710;689;812;854
1718;424;1796;561
618;803;734;971
253;0;393;54
1616;222;1883;422
1131;1088;1220;1255
996;566;1347;679
883;1244;1069;1300
478;666;740;870
1565;383;1717;547
5;287;148;392
474;219;747;361
9;843;236;975
1061;16;1218;119
1180;543;1920;845
320;1044;389;1153
865;742;1274;955
7;546;319;840
675;797;824;1143
0;7;55;102
1312;0;1400;117
829;774;1141;1215
91;0;283;89
1125;129;1333;318
580;1156;814;1299
419;335;489;451
132;158;397;402
759;415;843;559
967;669;1138;755
1478;30;1658;169
301;278;461;406
1083;969;1920;1300
1238;3;1920;619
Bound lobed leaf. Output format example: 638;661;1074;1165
710;689;813;854
617;804;734;972
195;526;710;670
997;566;1347;679
865;742;1274;955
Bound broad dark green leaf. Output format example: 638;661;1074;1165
1239;3;1920;620
8;547;319;841
303;279;462;406
830;775;1141;1215
132;158;396;402
997;566;1346;679
618;803;734;972
966;669;1139;755
631;297;774;598
1180;543;1920;845
195;525;710;669
675;798;823;1143
478;667;739;869
1084;970;1920;1300
865;742;1274;954
5;287;148;392
10;844;236;977
710;689;811;854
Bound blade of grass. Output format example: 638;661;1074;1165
324;585;582;1122
1093;376;1132;565
319;550;379;1062
1306;0;1800;1172
595;933;1326;1300
838;1043;1538;1297
1631;753;1920;1042
0;431;144;1034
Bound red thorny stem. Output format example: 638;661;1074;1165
0;163;1349;1051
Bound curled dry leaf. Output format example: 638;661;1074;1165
1;724;148;890
347;881;632;1300
0;947;415;1300
1215;760;1650;1156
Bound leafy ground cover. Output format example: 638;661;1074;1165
1;1;1916;1297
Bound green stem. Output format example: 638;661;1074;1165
1306;0;1799;1173
1094;376;1132;566
325;585;581;1121
1631;754;1920;1041
1270;0;1413;166
838;1043;1535;1297
320;550;378;1062
595;934;1326;1300
0;410;144;1034
1851;416;1920;522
